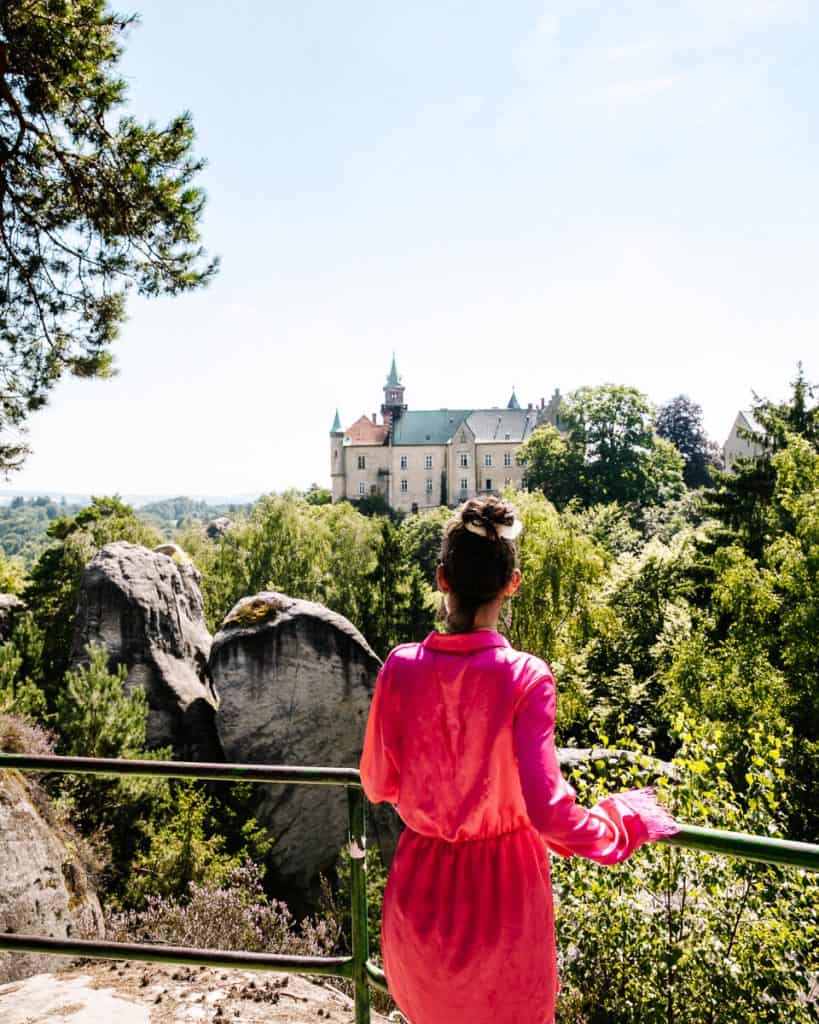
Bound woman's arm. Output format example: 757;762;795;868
513;672;677;864
359;662;400;805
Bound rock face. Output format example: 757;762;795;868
0;771;104;984
0;595;25;642
211;592;400;911
72;542;221;761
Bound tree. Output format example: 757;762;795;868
655;395;721;488
705;366;818;556
0;2;216;468
517;385;685;511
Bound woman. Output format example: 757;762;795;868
360;496;677;1024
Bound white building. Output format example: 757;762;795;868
723;410;764;472
330;357;562;513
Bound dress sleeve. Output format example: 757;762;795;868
359;660;400;805
513;671;678;864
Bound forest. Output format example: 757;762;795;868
0;379;818;1023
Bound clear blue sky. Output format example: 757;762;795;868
10;0;819;497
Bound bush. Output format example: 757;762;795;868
107;861;339;956
552;715;819;1023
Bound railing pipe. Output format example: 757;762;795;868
660;823;819;872
0;933;353;976
348;785;372;1024
0;752;361;787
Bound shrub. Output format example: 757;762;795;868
552;715;819;1023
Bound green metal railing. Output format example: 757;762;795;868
1;752;817;1024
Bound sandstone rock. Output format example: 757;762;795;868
205;517;231;539
210;592;401;912
0;962;392;1023
0;771;103;984
0;595;25;642
72;542;221;761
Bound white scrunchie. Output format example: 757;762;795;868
464;518;523;540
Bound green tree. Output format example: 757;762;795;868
655;395;721;488
0;2;216;468
705;366;818;556
517;386;685;511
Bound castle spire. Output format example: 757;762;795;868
331;408;341;433
507;387;521;410
386;352;400;387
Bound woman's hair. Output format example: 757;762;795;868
439;496;519;633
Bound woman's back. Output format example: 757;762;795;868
370;630;544;843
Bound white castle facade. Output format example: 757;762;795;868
330;357;562;514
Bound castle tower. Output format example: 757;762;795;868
381;353;407;430
330;408;346;502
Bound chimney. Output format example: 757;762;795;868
372;413;376;424
540;397;545;409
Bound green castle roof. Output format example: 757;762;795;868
331;408;342;433
386;353;401;387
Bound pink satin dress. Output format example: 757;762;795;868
359;630;677;1024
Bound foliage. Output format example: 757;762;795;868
123;781;273;908
553;715;819;1024
107;861;339;956
517;385;685;511
0;636;45;718
23;495;161;701
0;496;81;564
655;395;722;488
705;366;818;556
0;1;216;468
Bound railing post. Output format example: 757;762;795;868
347;785;371;1024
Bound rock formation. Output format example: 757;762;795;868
72;542;221;761
0;771;103;984
210;592;400;912
0;595;25;642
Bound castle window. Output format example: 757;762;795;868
459;452;469;468
460;431;466;442
505;433;511;441
371;484;377;495
400;455;408;470
334;450;338;460
484;454;492;467
401;479;408;493
460;478;468;492
425;454;433;469
357;455;366;470
485;478;493;491
359;482;366;495
426;478;433;492
504;451;512;467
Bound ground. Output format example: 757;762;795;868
0;959;395;1024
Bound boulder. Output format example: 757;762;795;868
0;595;25;642
72;542;221;762
0;771;103;984
205;517;231;539
210;592;400;913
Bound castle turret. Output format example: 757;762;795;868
381;353;407;431
330;408;346;502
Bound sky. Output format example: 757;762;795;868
8;0;819;498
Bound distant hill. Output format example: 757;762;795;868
0;495;254;566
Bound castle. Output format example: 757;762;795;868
330;356;562;513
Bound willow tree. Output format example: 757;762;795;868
0;1;217;468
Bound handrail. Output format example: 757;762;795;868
1;751;818;1024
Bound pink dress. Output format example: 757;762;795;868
359;630;678;1024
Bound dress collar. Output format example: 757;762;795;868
422;630;510;653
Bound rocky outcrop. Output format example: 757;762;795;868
72;542;221;761
0;962;391;1023
0;771;103;984
0;595;25;642
210;592;399;912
